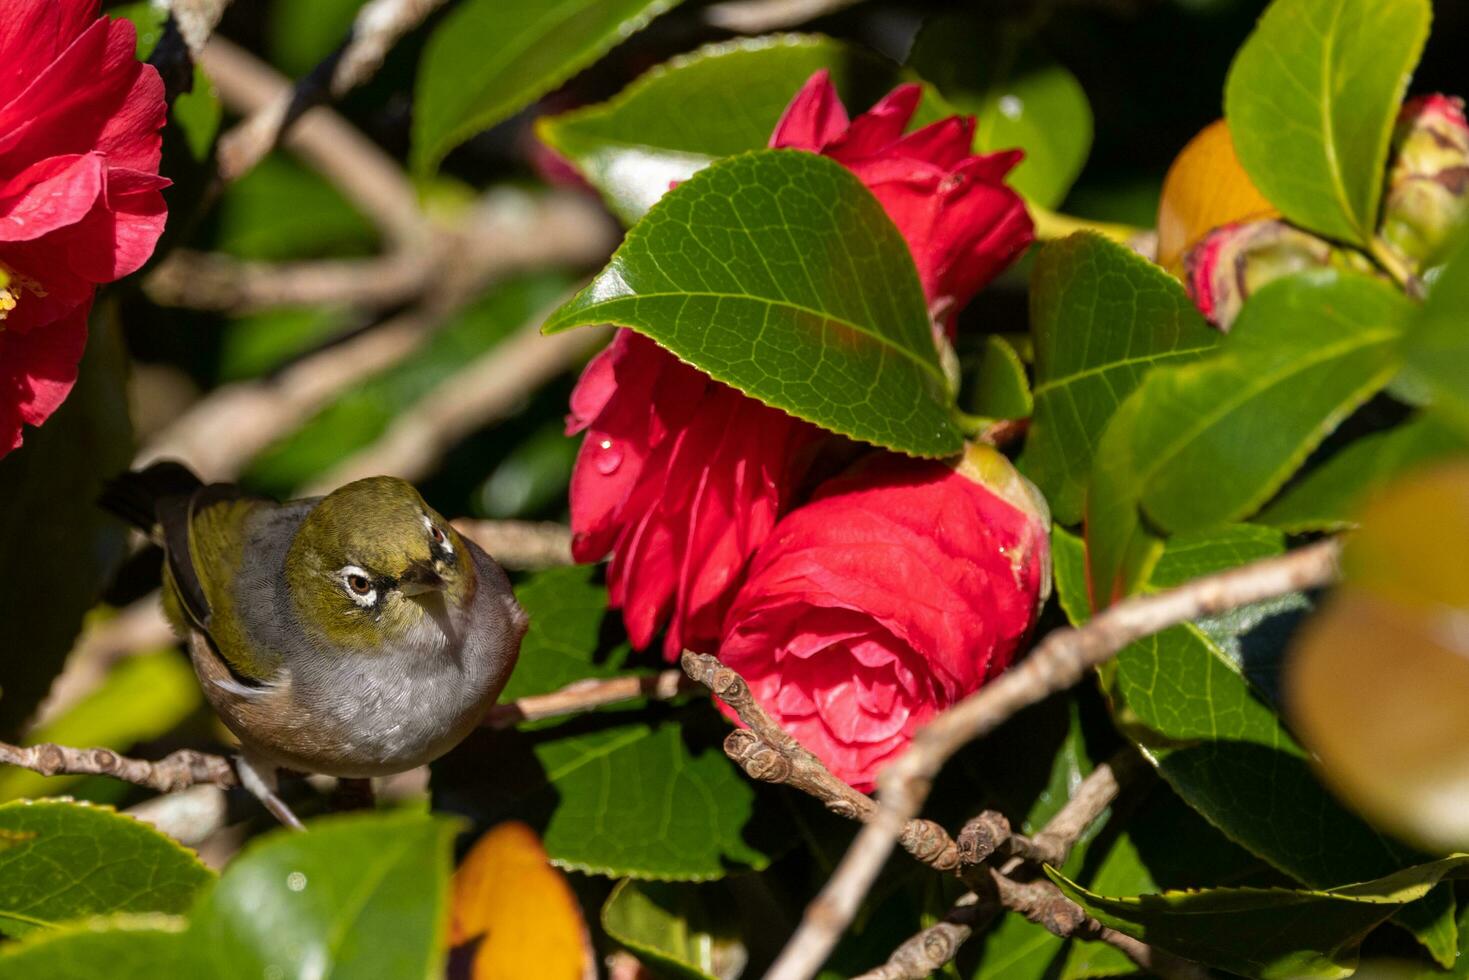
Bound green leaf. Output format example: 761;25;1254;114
214;154;378;261
1136;269;1411;533
245;273;574;495
537;35;948;226
1404;239;1469;434
1257;415;1468;532
1223;0;1430;246
172;66;222;163
0;801;212;937
473;420;580;520
0;915;189;980
1083;389;1164;607
1105;529;1457;959
1049;856;1468;980
412;0;681;175
544;150;960;456
268;0;365;76
965;335;1032;421
1050;525;1092;627
497;565;633;706
219;307;356;382
602;880;745;980
189;812;456;979
0;651;201;802
0;314;132;738
1019;233;1218;525
444;707;774;881
908;16;1092;208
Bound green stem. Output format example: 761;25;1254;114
1367;238;1425;298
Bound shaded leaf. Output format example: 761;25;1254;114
190;812;457;979
1404;239;1469;434
268;0;365;76
1049;855;1468;980
0;317;132;738
1136;269;1411;533
537;35;949;225
498;565;634;708
214;154;378;261
1223;0;1430;246
966;335;1032;422
1019;232;1217;524
1083;390;1164;608
0;801;212;937
602;880;746;980
1257;415;1467;532
908;16;1092;208
450;822;593;979
544;150;961;456
413;0;682;174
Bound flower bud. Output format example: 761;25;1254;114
1182;219;1365;329
716;447;1050;790
1378;94;1469;278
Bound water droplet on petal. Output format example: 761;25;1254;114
595;441;623;475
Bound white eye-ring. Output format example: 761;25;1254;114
424;514;453;555
339;565;377;607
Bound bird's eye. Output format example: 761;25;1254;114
430;524;446;545
347;574;372;595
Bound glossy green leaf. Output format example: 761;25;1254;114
1019;233;1217;525
1223;0;1430;246
544;150;961;456
1050;525;1092;627
966;335;1032;421
908;16;1092;207
0;317;132;738
1106;529;1457;961
1051;856;1467;980
1137;269;1411;533
0;915;189;980
1257;415;1467;532
1404;239;1469;434
537;35;949;225
0;651;200;802
413;0;681;174
602;880;745;980
0;801;212;937
1083;390;1164;608
190;812;456;979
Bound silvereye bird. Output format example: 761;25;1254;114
102;462;527;793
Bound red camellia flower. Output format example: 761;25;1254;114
717;446;1051;790
0;0;169;455
566;74;1033;658
770;70;1034;331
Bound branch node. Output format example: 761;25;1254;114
957;810;1011;866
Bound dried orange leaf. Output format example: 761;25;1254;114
1157;120;1278;272
449;821;595;980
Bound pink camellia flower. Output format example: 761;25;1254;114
0;0;169;455
770;70;1034;332
566;75;1034;658
718;445;1051;790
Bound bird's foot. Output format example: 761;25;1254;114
234;754;305;831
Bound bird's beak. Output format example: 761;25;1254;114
399;560;446;596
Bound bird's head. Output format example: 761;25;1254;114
285;477;476;651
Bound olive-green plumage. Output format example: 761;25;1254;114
102;462;528;779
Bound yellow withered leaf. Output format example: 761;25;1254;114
449;821;595;980
1156;119;1278;272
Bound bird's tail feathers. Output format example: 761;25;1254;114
99;461;204;533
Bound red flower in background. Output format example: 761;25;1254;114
0;0;169;455
770;70;1033;332
566;73;1033;659
718;447;1051;790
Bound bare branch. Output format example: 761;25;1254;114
211;0;449;191
452;520;572;571
769;537;1342;980
145;251;432;314
201;37;426;246
706;0;861;32
681;652;960;872
484;670;692;727
165;0;233;59
0;741;235;794
302;319;610;494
